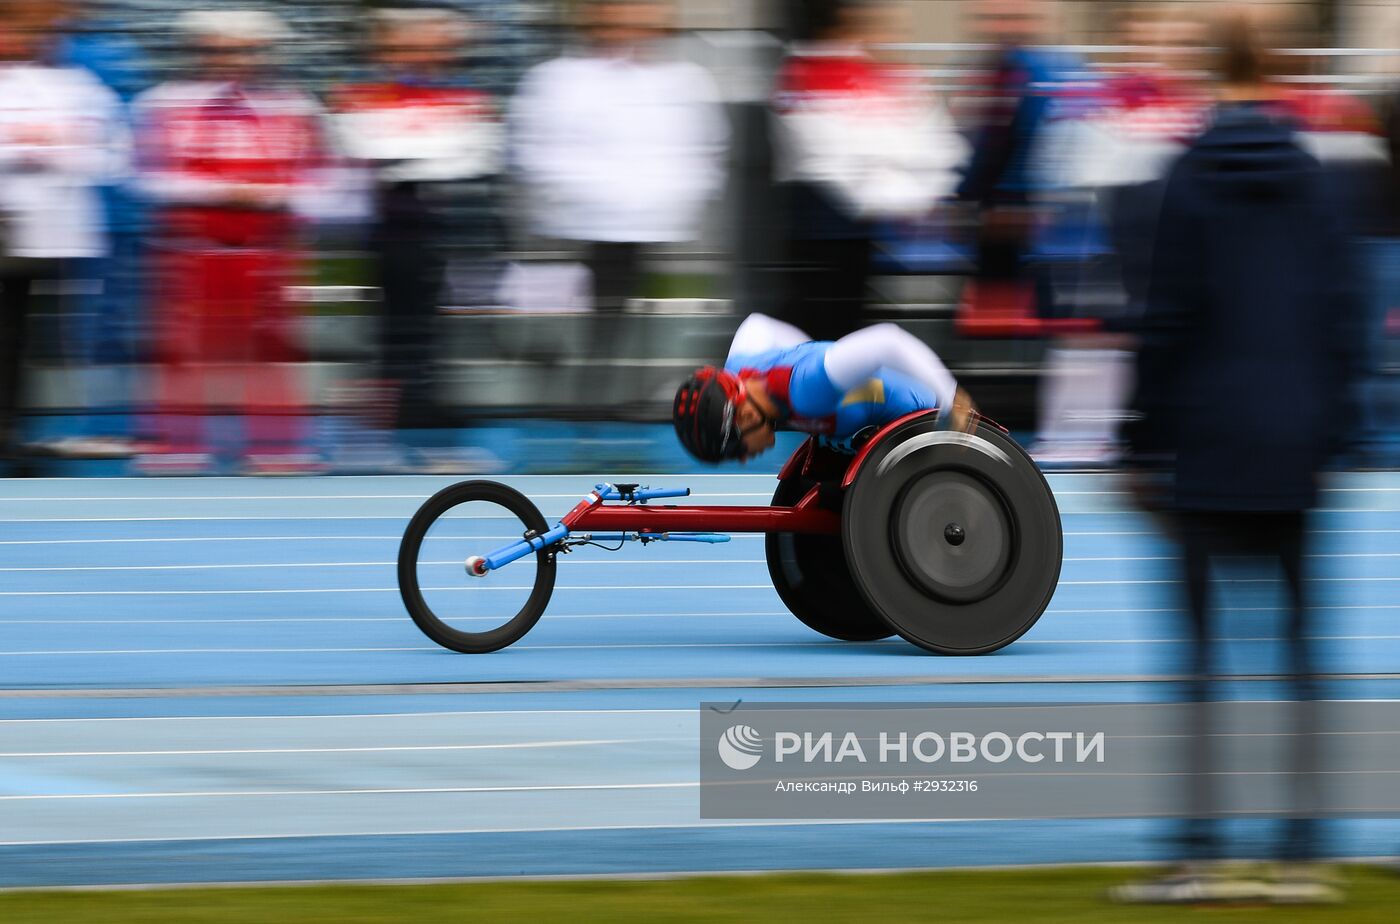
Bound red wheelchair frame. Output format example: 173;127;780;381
399;411;1062;655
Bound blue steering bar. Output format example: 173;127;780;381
468;483;729;576
597;484;691;502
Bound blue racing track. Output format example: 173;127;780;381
1;472;1398;887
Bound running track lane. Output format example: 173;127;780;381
0;472;1397;886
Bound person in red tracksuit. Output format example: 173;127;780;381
133;10;325;474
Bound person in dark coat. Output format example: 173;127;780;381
1114;10;1365;906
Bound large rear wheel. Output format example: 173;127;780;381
766;477;893;642
842;419;1061;654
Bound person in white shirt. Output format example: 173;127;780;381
328;7;505;429
770;0;967;340
0;0;127;468
509;0;728;310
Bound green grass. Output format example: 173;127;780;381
3;866;1399;924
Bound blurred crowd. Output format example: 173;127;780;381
0;0;1398;475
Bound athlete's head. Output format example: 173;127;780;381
673;367;778;464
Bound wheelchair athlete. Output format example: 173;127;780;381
674;314;976;462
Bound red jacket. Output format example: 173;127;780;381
134;80;325;245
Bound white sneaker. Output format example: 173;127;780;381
243;452;324;476
1263;863;1344;905
135;452;214;476
1109;864;1269;904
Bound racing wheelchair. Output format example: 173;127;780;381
397;411;1062;655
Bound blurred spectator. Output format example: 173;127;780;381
329;6;504;432
957;0;1070;323
509;0;727;311
133;10;326;475
1032;6;1211;465
1115;10;1365;904
0;0;128;473
47;0;148;102
1103;10;1208;289
1367;84;1400;464
1270;14;1396;467
41;0;151;458
771;0;967;340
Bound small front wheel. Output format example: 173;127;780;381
398;480;556;653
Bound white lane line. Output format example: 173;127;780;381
1057;576;1400;584
6;701;1388;726
0;585;778;596
0;647;446;655
1018;635;1400;645
0;641;865;655
29;488;1396;501
0;611;792;625
0;536;405;545
1052;488;1400;495
0;738;671;758
1064;529;1400;536
9;573;1400;596
0;493;774;502
1046;604;1400;614
0;818;1009;847
8;633;1400;656
0;709;698;724
0;535;769;545
1;530;1395;543
0;560;771;573
8;551;1400;574
0;618;413;624
0;517;448;522
21;771;1399;803
0;782;699;802
3;507;1396;522
4;604;1399;626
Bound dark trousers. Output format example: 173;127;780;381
1174;510;1319;861
0;262;43;457
781;235;872;342
583;242;643;312
973;206;1033;282
376;228;444;430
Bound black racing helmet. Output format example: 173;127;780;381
673;366;746;463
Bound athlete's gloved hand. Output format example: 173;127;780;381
940;387;979;435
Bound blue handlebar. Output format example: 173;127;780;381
596;484;691;502
471;483;720;576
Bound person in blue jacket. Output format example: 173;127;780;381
1114;10;1365;906
45;1;151;456
673;314;974;463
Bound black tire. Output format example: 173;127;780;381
842;418;1062;654
765;477;894;641
398;480;556;653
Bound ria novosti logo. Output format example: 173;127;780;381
717;724;764;770
715;726;1106;771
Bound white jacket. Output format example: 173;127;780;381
510;51;728;243
771;49;968;220
0;64;128;259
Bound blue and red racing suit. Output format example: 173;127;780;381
723;314;957;440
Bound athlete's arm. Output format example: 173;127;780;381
821;323;959;413
726;313;811;364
